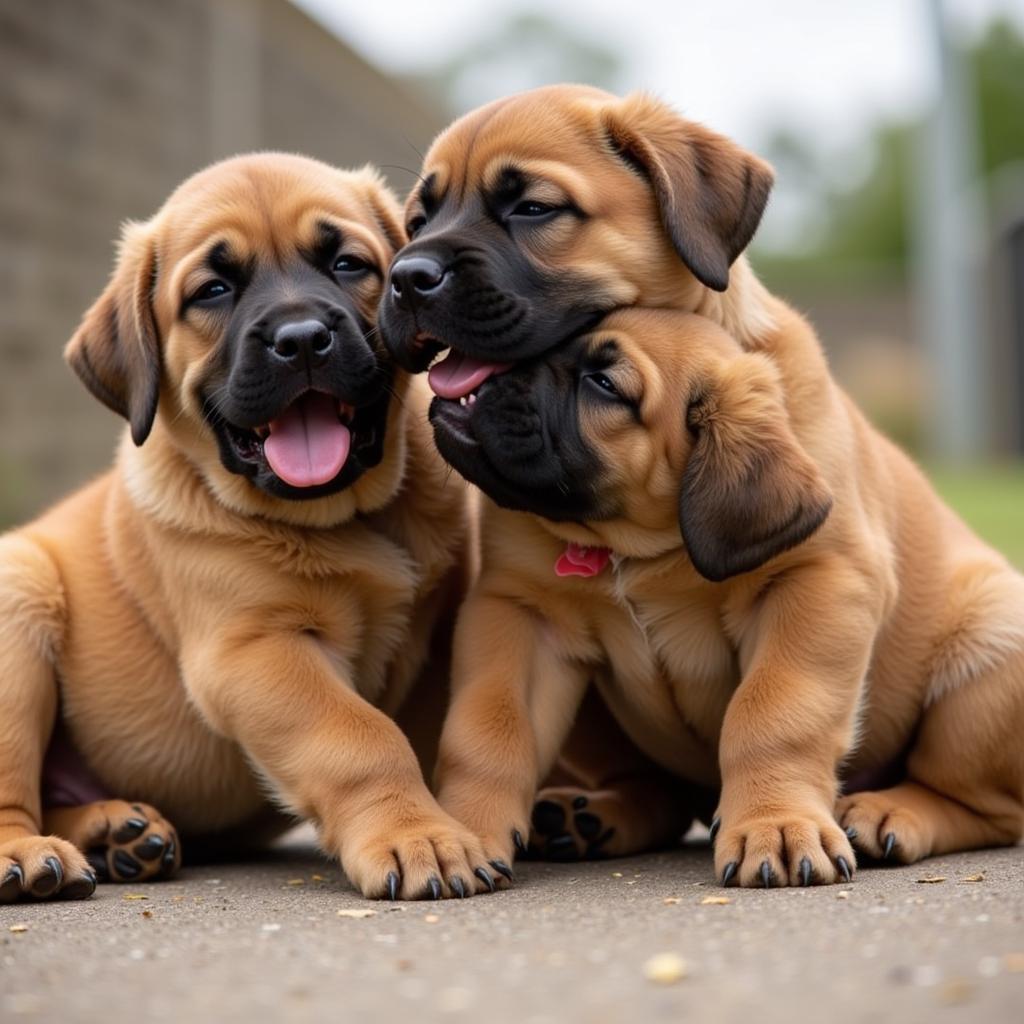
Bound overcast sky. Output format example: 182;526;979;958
294;0;1024;150
293;0;1024;249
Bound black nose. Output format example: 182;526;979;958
389;255;447;310
271;319;333;366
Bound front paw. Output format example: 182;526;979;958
712;803;855;888
338;803;505;901
439;788;531;873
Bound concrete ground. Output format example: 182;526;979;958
1;833;1021;1024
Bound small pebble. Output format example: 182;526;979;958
643;952;688;985
663;897;681;905
8;924;28;934
701;896;731;905
917;876;947;884
423;914;440;924
337;909;376;919
938;978;973;1005
836;891;851;900
261;923;282;932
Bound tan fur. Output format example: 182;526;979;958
0;154;495;903
407;84;777;345
437;307;1024;886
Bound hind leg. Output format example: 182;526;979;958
0;535;97;902
839;651;1024;863
529;688;710;860
44;801;181;883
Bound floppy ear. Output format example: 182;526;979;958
64;220;161;446
358;165;407;255
602;92;774;292
679;354;832;582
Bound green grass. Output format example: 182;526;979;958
927;462;1024;568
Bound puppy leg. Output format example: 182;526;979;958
436;592;590;870
44;801;181;883
0;535;96;902
529;688;705;860
183;626;496;900
713;557;877;888
839;649;1024;863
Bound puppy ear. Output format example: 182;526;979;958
358;166;407;254
602;92;774;292
65;221;160;446
679;354;832;582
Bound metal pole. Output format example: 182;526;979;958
914;0;987;460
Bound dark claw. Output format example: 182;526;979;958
709;817;721;843
113;850;142;880
86;849;109;881
490;859;514;882
474;867;495;892
571;795;588;810
512;830;527;855
799;857;812;887
760;860;773;889
386;871;399;901
722;861;738;886
837;856;852;883
426;876;441;900
31;857;63;897
159;839;177;879
573;811;602;841
113;818;148;843
61;871;97;901
450;876;467;899
0;864;24;901
882;833;896;860
134;835;166;862
844;826;858;841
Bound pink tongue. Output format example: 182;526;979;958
263;392;351;488
428;351;512;399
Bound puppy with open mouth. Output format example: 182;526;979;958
0;153;501;904
428;307;1024;887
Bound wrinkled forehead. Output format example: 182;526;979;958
420;91;611;205
585;311;743;392
156;166;394;278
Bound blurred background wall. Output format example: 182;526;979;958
0;0;441;525
1;0;1021;562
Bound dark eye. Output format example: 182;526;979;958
193;279;231;303
586;372;621;398
333;255;369;274
406;215;427;238
510;200;557;219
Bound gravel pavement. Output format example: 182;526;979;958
1;832;1021;1023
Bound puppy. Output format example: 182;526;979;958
429;307;1024;887
378;84;776;380
377;84;779;850
0;153;501;904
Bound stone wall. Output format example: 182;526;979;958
0;0;441;523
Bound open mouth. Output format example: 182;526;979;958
423;341;512;402
222;390;377;490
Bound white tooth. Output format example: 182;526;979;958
459;396;468;407
468;393;477;404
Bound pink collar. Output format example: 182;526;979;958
554;542;612;578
